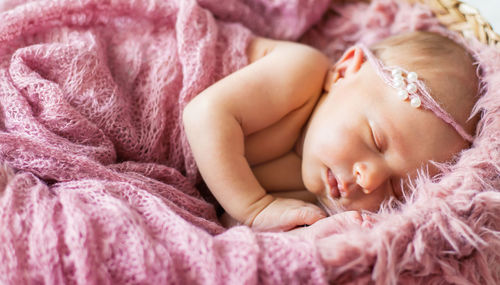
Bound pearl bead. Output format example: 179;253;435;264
392;68;403;77
393;79;405;89
392;74;404;82
406;83;417;93
410;96;421;108
397;89;409;100
407;72;418;82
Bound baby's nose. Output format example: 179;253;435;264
353;161;388;194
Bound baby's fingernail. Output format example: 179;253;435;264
318;211;327;218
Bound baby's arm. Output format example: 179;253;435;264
183;38;330;231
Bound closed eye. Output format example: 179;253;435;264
370;126;382;152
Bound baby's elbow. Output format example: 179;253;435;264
182;100;198;132
182;96;212;135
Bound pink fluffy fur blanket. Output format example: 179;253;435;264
0;0;499;283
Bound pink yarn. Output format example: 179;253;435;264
0;0;330;284
0;0;499;284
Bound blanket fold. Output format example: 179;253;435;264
0;0;333;284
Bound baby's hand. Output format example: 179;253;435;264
251;197;327;232
286;211;365;241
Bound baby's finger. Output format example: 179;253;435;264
299;206;328;225
281;205;327;228
285;211;363;240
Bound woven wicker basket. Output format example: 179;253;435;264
344;0;500;47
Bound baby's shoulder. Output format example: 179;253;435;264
244;37;331;111
247;37;329;65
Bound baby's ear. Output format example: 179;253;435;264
323;46;364;92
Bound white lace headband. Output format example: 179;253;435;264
358;44;474;143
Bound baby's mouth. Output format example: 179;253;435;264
327;168;349;199
327;169;340;198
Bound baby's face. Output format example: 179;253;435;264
300;60;468;213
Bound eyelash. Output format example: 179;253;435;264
370;128;382;152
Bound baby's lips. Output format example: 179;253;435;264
327;168;340;199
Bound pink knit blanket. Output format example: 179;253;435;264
1;0;499;284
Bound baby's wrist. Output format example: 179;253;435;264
241;194;275;227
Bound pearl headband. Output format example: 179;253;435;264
358;44;474;143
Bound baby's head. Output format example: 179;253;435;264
300;31;479;213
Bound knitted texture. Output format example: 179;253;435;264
0;0;330;284
0;0;499;284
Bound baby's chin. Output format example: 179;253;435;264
315;194;402;216
316;193;402;216
316;195;348;216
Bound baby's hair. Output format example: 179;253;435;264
369;31;480;136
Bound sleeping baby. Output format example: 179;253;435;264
183;31;479;231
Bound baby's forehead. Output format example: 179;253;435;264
368;46;478;136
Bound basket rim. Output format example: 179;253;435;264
349;0;500;47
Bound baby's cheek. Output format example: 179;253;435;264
302;166;322;196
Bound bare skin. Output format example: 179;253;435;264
183;36;470;231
